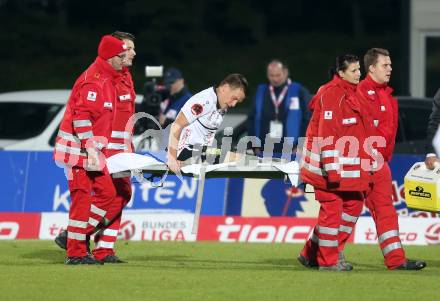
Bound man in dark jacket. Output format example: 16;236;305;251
159;67;192;128
425;88;440;169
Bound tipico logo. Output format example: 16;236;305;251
118;220;136;240
425;223;440;244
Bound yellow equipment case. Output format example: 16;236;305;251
404;162;440;212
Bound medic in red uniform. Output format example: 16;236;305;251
54;35;129;265
337;48;426;270
298;55;372;271
92;32;137;263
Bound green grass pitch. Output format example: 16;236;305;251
0;240;439;301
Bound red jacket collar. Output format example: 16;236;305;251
95;57;122;79
332;75;357;93
364;74;393;94
308;75;356;110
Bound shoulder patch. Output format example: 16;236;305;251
87;91;97;101
324;111;333;120
191;103;203;115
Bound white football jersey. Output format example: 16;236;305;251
178;87;226;153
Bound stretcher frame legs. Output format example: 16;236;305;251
192;165;207;235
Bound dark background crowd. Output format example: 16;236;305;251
0;0;413;107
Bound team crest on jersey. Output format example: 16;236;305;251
191;103;203;115
87;91;97;101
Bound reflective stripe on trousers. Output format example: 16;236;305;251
67;231;86;241
68;219;88;228
342;212;358;223
379;230;399;244
339;225;352;234
90;204;106;217
382;242;403;256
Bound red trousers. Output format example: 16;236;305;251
338;163;406;269
300;189;363;266
66;166;117;257
93;176;132;260
300;189;364;267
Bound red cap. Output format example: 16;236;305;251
97;35;127;60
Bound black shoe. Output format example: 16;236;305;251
54;230;67;250
297;255;318;269
396;260;426;270
338;251;354;270
99;254;126;264
55;230;91;255
65;255;103;265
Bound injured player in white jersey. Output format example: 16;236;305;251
166;73;248;173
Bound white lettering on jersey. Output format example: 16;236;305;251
367;90;375;95
87;91;97;101
324;111;333;120
380;105;386;111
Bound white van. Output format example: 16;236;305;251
0;90;69;150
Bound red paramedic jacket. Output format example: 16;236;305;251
54;57;122;168
300;75;374;192
357;74;398;163
106;67;136;157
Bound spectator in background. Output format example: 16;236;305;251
247;59;311;157
159;67;192;128
425;88;440;169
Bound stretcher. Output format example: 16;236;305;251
107;153;300;235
